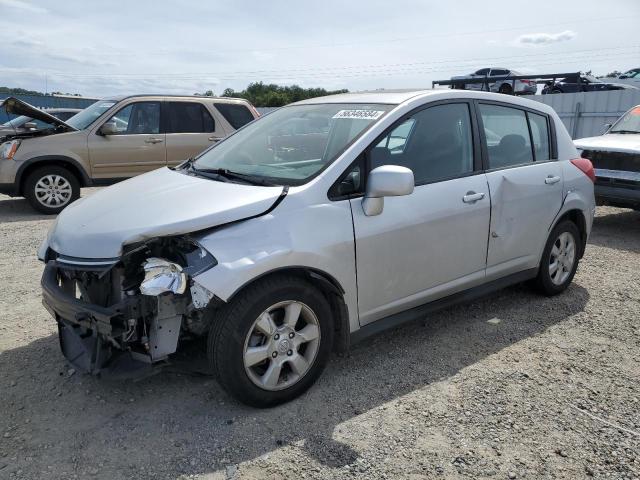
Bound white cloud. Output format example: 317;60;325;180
0;0;47;13
516;30;577;46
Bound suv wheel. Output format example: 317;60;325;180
24;166;80;214
534;220;580;296
208;276;334;407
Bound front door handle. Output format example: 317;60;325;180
144;137;163;144
545;175;561;185
208;136;223;142
462;191;485;203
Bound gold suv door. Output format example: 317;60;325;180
88;101;166;179
164;101;226;167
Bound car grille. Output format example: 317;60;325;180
581;149;640;173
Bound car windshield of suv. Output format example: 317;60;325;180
2;115;30;128
609;107;640;134
191;103;394;186
66;101;117;130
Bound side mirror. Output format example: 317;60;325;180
362;165;414;216
603;123;612;134
23;122;37;130
99;121;118;136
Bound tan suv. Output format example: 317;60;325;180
0;95;259;213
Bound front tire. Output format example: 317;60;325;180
24;165;80;214
207;276;334;407
534;221;581;296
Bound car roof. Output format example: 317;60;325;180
291;89;554;112
105;94;253;105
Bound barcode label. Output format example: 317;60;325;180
333;110;385;120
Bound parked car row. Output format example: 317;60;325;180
447;68;638;95
35;89;596;406
0;95;259;213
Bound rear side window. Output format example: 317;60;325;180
166;102;215;133
370;103;474;185
528;112;550;161
214;103;255;129
479;104;533;169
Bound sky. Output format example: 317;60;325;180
0;0;638;98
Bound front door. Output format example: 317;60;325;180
351;102;491;325
477;102;564;279
88;101;165;179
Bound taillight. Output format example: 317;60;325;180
570;158;595;182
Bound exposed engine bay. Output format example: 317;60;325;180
41;236;219;377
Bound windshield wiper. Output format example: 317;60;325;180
190;166;278;186
610;129;640;134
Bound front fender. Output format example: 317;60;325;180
192;199;359;332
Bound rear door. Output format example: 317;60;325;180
164;101;223;166
88;100;165;179
478;102;564;279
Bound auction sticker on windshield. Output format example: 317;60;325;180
333;110;386;120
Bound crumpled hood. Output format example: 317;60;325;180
48;167;285;259
574;133;640;155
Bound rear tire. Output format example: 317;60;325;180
533;221;581;296
498;84;513;95
24;165;80;214
207;275;334;407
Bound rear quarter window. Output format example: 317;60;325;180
214;103;255;130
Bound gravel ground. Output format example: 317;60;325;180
0;191;638;480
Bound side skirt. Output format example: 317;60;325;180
350;268;538;345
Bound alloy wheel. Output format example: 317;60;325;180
549;231;576;286
243;300;321;391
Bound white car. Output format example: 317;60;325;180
38;90;595;407
450;68;537;95
574;105;640;210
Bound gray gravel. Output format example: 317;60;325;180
0;191;639;480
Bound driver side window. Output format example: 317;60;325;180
105;102;160;135
369;103;475;185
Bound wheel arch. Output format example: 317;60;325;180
17;156;90;195
551;208;588;258
226;266;350;352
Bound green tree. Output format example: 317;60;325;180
221;82;348;107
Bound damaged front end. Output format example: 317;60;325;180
41;236;219;377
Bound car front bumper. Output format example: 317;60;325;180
41;261;158;376
595;169;640;209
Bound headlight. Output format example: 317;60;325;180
140;258;187;296
0;140;21;160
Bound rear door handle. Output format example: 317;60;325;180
144;137;163;144
462;191;485;203
545;175;561;185
208;136;223;142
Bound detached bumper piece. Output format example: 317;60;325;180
41;261;161;377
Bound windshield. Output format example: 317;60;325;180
1;115;29;128
609;106;640;134
192;103;393;185
66;101;117;130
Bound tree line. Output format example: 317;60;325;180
197;82;348;107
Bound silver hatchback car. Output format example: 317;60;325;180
38;90;595;407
